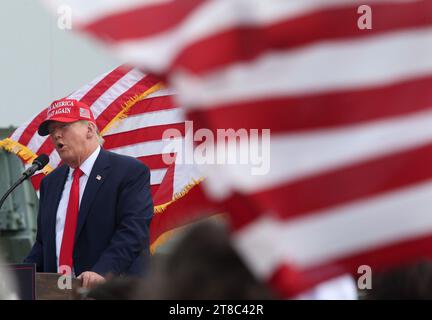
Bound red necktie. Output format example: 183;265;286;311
59;168;83;273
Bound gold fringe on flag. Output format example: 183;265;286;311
153;177;205;214
0;138;54;174
100;82;164;136
150;178;206;254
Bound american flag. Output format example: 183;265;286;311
42;0;432;296
0;65;203;253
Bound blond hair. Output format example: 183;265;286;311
79;120;105;146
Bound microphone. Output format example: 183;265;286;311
22;154;49;178
0;154;49;210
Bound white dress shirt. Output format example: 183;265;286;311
55;146;101;272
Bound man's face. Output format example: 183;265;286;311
48;121;89;167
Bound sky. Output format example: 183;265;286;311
0;0;121;128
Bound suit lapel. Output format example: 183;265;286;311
75;149;110;242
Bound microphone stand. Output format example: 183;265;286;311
0;175;28;211
0;154;48;219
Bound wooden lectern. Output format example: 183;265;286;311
36;273;82;300
8;264;83;300
6;263;82;300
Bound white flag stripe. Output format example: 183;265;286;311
173;27;432;108
10;117;34;142
44;0;169;25
111;0;306;72
145;88;176;99
90;68;146;118
110;0;415;73
33;112;184;172
67;68;114;101
31;140;182;170
110;137;184;158
104;108;184;135
233;179;432;278
42;146;171;185
172;162;205;194
46;150;61;170
44;0;416;27
202;108;432;195
26;133;50;157
150;167;168;185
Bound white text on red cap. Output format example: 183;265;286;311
47;107;71;118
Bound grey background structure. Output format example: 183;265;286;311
0;128;38;263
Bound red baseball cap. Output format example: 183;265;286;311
38;98;96;136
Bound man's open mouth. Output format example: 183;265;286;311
57;142;65;150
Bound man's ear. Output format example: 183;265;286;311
87;122;96;139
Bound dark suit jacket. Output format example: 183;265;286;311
24;148;153;277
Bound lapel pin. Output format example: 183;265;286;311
96;175;102;181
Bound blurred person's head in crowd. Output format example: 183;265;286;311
81;220;275;300
151;220;275;299
79;276;142;300
76;255;166;299
362;260;432;300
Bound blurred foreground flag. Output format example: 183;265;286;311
0;65;204;252
43;0;432;296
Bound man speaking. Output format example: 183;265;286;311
24;98;153;288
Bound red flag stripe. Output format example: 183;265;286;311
152;162;175;205
78;1;432;76
80;0;432;47
231;177;432;293
150;184;161;200
82;0;203;41
170;0;432;75
150;183;220;243
103;107;184;136
103;122;185;149
30;173;45;191
126;95;177;116
175;31;432;110
17;109;49;146
228;141;432;230
95;73;161;130
270;233;432;297
188;74;432;134
138;154;176;171
79;65;133;106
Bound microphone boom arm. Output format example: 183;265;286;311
0;153;49;211
0;175;27;211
